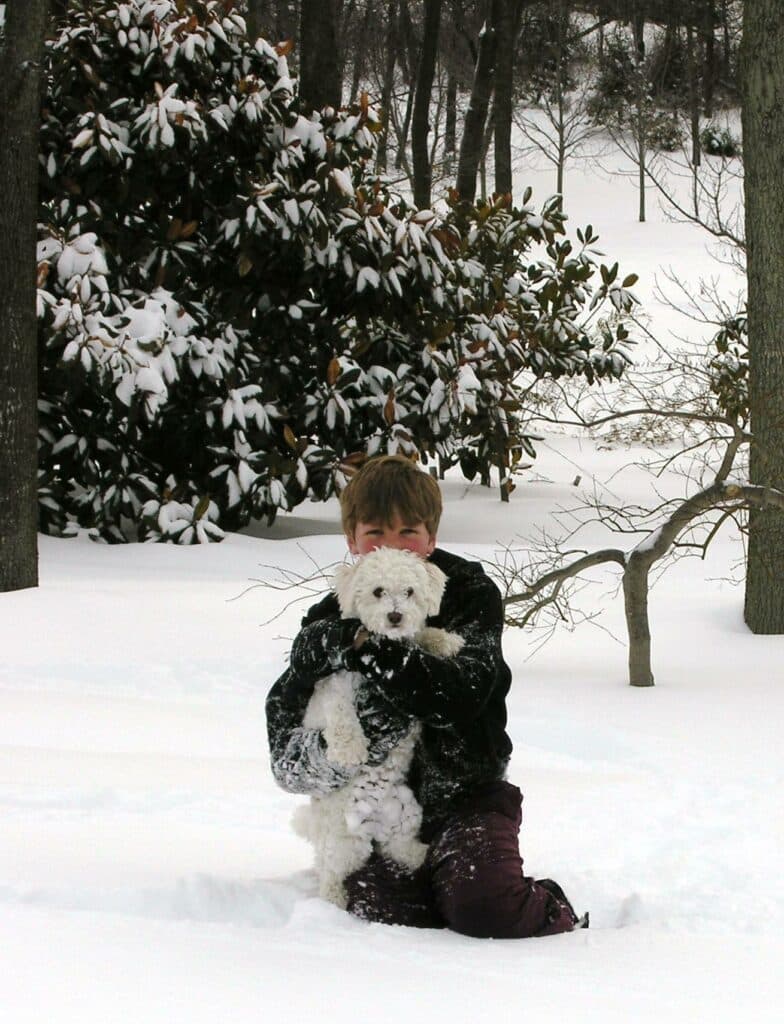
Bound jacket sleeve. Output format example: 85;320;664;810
346;570;506;731
289;616;360;680
266;605;416;792
265;666;358;794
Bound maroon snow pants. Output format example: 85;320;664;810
343;780;577;938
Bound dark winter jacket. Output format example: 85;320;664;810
265;548;513;841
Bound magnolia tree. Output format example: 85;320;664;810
37;0;636;543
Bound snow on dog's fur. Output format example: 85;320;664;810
292;547;464;908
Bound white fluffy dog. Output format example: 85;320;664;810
292;547;464;907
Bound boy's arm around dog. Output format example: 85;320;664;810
347;551;508;731
266;549;510;793
266;610;413;795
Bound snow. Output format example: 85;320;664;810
4;112;781;1023
3;435;782;1022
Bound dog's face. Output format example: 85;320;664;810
333;547;447;639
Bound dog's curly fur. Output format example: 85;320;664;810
292;547;464;907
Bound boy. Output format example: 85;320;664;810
266;455;583;937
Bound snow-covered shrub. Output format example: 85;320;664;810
38;0;636;542
700;124;741;158
644;111;682;152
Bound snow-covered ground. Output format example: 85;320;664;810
4;132;780;1023
3;454;782;1022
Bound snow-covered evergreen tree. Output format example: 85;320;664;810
38;0;635;542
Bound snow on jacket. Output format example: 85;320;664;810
265;547;513;841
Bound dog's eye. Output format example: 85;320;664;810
373;587;384;598
406;587;414;597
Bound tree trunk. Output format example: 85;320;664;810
274;0;299;43
557;124;565;196
741;0;784;633
479;99;494;201
632;13;647;223
395;0;418;170
412;0;442;209
348;1;373;104
721;0;732;81
701;0;716;118
299;0;343;112
376;0;399;173
244;0;265;40
456;2;498;202
554;0;568;198
636;98;646;223
492;0;518;196
444;71;457;175
494;430;510;503
0;0;48;593
687;23;702;169
623;552;655;687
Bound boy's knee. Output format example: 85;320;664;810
428;803;572;939
429;815;519;936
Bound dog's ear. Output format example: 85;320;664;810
332;561;358;617
422;561;448;616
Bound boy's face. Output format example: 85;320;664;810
347;511;436;559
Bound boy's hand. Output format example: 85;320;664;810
289;617;361;682
344;632;409;679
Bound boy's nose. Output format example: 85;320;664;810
387;611;402;626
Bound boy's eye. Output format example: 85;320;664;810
373;587;384;598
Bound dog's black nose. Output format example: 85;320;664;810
387;611;402;626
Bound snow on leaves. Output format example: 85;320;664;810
37;0;636;544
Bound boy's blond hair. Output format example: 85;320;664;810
340;455;442;538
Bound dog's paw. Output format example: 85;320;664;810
381;836;429;871
416;626;465;658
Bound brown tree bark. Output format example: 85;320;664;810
456;0;498;202
412;0;442;209
686;23;702;169
552;0;570;197
244;0;265;40
376;0;399;173
395;0;418;170
492;0;520;196
444;71;457;175
700;0;716;117
631;10;647;222
741;0;784;633
622;551;655;687
348;1;373;103
0;0;49;592
299;0;343;112
720;0;732;81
